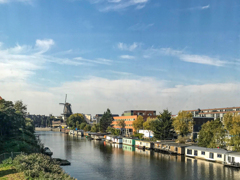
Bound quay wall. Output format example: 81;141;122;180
35;127;52;131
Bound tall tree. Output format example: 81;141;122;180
100;109;114;132
151;110;173;140
198;118;225;148
223;112;240;151
132;115;144;132
172;111;193;136
67;113;85;129
117;120;126;129
143;117;157;138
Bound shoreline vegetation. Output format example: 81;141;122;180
0;98;75;180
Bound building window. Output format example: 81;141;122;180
194;150;198;156
209;152;214;159
201;151;205;155
187;149;192;155
217;154;222;158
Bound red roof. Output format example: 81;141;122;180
0;96;2;100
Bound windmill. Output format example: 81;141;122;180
59;94;73;122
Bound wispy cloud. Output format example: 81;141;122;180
0;39;113;82
128;23;154;31
74;57;112;65
181;4;210;11
86;0;149;12
146;48;226;67
0;0;33;4
120;55;135;59
117;42;140;51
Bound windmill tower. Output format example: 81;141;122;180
59;94;73;122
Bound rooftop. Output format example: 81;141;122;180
184;106;240;112
186;146;229;154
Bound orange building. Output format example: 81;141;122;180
112;115;137;136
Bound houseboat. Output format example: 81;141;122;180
154;142;188;155
92;133;109;140
185;146;228;163
224;152;240;167
135;140;154;150
112;136;123;144
105;135;113;142
123;137;137;146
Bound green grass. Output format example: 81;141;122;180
0;165;25;180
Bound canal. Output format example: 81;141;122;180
37;131;240;180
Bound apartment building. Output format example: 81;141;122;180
123;110;157;120
184;107;240;121
112;115;137;136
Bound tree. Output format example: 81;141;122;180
84;124;91;132
132;115;144;132
80;122;87;130
172;111;193;137
151;110;173;140
67;113;85;129
99;109;114;132
117;120;126;129
14;100;27;117
198;118;225;148
143;117;157;138
223;112;240;151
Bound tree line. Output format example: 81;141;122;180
0;98;43;154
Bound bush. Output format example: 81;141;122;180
0;157;13;167
133;133;144;139
13;153;75;180
176;135;190;143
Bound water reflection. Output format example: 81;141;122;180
37;131;240;180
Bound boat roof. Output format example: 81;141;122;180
225;152;240;157
186;146;229;154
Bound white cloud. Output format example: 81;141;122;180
120;55;135;59
201;5;210;9
147;48;226;67
0;0;33;4
0;39;113;82
2;76;240;116
89;0;149;12
117;42;140;51
35;39;55;54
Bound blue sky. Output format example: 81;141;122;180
1;0;240;116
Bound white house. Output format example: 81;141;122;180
139;130;154;138
185;146;228;163
224;152;240;167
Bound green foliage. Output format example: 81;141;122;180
107;127;121;135
80;122;87;130
84;124;91;132
197;118;225;148
132;115;144;132
0;157;13;168
133;133;144;139
152;110;173;140
223;112;240;151
114;129;121;136
13;153;75;180
117;120;126;129
176;135;190;143
91;124;99;132
100;109;114;133
67;113;85;129
0;98;42;154
172;111;193;136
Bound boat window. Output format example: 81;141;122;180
201;151;205;155
187;149;192;155
209;153;214;159
194;150;198;156
217;154;222;158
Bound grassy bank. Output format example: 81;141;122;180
0;165;25;180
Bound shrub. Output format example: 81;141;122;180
0;157;13;167
176;135;190;143
133;133;144;139
13;153;75;180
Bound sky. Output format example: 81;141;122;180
1;0;240;116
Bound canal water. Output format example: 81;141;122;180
37;131;240;180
